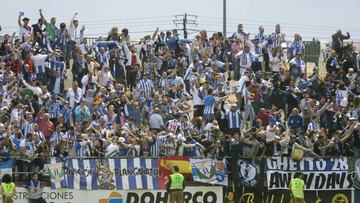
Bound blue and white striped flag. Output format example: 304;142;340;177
47;158;67;189
49;158;160;190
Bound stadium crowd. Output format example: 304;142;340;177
0;10;360;181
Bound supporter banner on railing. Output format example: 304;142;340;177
48;158;163;190
14;186;223;203
190;158;228;186
159;156;192;177
227;186;353;203
237;158;263;189
266;156;353;190
267;189;352;203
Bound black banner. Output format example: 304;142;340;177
235;159;264;190
225;187;352;203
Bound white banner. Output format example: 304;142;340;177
14;186;223;203
190;158;228;186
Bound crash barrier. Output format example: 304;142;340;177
14;186;223;203
2;156;360;202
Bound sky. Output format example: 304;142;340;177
1;0;359;41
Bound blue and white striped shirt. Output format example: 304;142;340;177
34;131;45;141
203;95;216;115
97;52;109;65
23;122;34;137
228;110;242;129
255;33;267;43
307;120;320;132
48;101;61;119
137;79;154;99
150;135;167;157
50;132;64;151
184;64;195;81
271;32;285;47
158;77;167;91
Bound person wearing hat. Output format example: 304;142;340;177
18;13;32;43
74;97;90;124
247;35;267;73
167;165;185;203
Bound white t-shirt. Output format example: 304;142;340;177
270;54;284;72
66;87;83;108
10;108;21;122
106;143;119;157
190;87;204;106
265;125;277;142
19;26;32;41
236;75;250;93
32;54;48;73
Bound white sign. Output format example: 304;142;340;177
14;186;223;203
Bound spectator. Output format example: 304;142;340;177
0;9;359;189
288;108;303;134
26;173;46;203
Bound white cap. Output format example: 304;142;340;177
118;137;126;143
